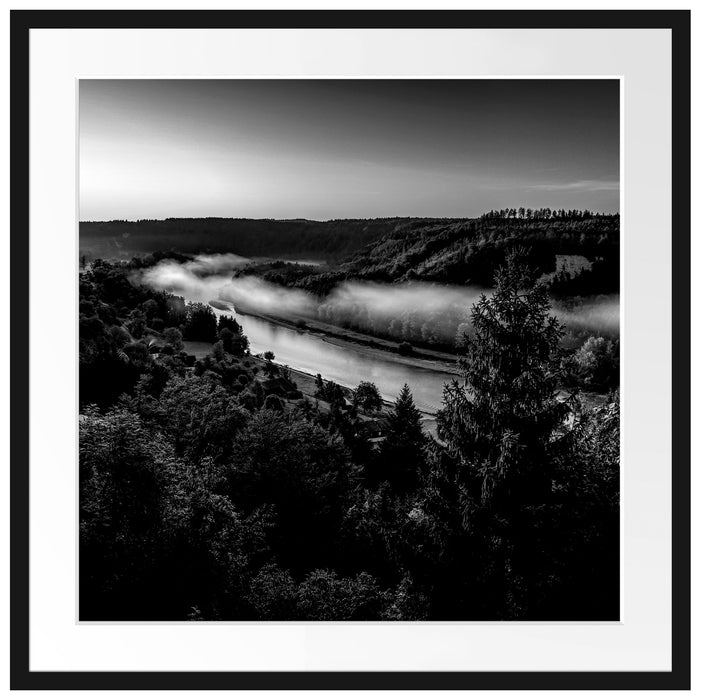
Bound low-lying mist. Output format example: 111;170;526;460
138;259;619;349
553;298;621;344
182;253;252;275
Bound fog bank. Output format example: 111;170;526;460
138;259;619;348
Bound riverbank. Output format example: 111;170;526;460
244;352;440;436
183;339;440;436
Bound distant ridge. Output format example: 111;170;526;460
79;217;460;262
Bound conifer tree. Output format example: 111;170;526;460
437;250;568;508
379;384;427;491
401;252;573;618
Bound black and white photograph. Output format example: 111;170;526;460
77;77;621;623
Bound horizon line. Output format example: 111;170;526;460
79;211;621;225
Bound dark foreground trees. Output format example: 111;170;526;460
79;255;619;621
421;251;619;619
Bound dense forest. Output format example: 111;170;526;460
79;249;619;621
79;217;420;262
231;213;619;298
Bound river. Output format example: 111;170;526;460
210;307;458;415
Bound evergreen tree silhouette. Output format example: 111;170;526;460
437;249;568;508
379;383;426;492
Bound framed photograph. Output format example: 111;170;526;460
10;8;690;691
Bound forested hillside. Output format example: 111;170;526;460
231;211;619;298
342;211;619;291
79;217;437;262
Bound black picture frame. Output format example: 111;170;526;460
10;9;690;691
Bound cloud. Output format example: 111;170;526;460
526;179;620;192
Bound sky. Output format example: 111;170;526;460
79;79;619;221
